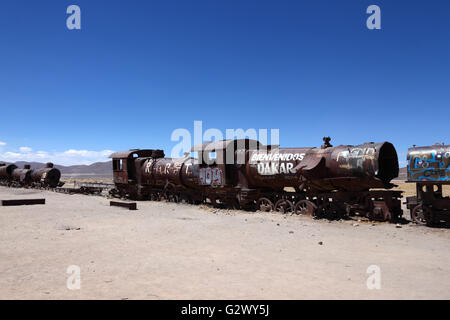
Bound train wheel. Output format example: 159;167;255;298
257;197;274;212
109;189;120;198
240;200;257;211
274;199;294;214
179;194;192;204
228;198;241;210
150;193;160;201
317;201;342;219
411;204;431;226
294;200;316;216
209;197;218;207
166;193;179;203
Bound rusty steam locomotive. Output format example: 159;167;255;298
110;138;402;221
0;162;62;188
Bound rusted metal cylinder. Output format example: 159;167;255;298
12;168;33;184
180;158;200;188
0;164;18;179
325;142;397;179
31;167;61;188
407;144;450;182
137;156;199;188
245;142;399;192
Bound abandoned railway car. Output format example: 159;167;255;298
405;143;450;226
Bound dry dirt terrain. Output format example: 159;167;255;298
1;185;449;300
392;181;449;196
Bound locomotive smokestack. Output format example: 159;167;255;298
46;162;54;168
321;137;333;149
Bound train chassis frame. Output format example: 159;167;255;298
241;189;402;221
406;182;450;226
112;183;403;222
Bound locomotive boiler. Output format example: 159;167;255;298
0;163;17;184
11;164;33;186
244;141;398;192
110;138;402;222
30;162;61;188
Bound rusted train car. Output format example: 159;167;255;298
110;138;402;222
405;143;450;226
0;162;62;188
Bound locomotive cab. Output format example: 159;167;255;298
110;149;165;186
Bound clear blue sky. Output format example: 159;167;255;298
0;0;449;165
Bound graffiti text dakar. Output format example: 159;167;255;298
257;162;296;175
251;152;306;162
251;152;306;176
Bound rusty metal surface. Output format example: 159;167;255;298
191;139;263;152
244;141;398;192
11;168;33;185
31;167;61;188
0;164;17;180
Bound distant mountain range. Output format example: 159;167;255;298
1;161;112;176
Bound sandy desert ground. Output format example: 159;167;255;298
1;185;449;300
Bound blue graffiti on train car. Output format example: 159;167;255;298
407;145;450;182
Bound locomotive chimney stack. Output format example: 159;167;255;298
321;137;332;149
